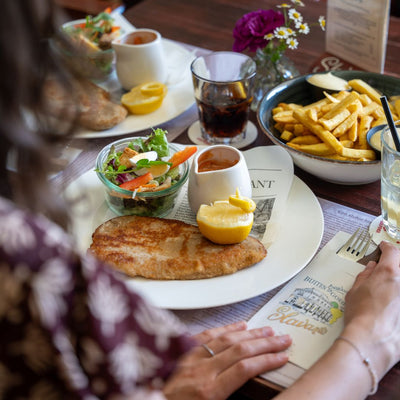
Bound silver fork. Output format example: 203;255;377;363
336;228;372;262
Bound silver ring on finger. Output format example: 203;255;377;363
202;343;215;357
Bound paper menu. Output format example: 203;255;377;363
326;0;390;73
247;232;365;386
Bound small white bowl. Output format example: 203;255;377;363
188;145;252;213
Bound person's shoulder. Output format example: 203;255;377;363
0;196;74;267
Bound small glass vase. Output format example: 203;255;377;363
251;48;300;111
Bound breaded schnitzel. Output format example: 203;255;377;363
89;216;267;280
44;78;127;131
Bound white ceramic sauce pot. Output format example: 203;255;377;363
112;29;167;90
188;145;252;213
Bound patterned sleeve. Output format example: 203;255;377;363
0;198;195;400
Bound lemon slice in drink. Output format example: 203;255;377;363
230;81;247;100
229;188;256;212
121;82;167;114
196;200;254;244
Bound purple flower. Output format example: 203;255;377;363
233;9;285;52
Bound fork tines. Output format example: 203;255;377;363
337;228;372;261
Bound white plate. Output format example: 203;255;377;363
73;39;196;139
65;170;323;309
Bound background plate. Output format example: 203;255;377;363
66;170;323;309
74;39;196;139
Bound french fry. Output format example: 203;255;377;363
358;115;374;149
395;99;400;118
341;140;356;148
341;146;376;160
371;117;386;127
348;79;382;104
321;91;359;120
306;107;319;122
361;102;379;117
273;110;296;123
283;123;295;132
320;109;351;131
348;120;358;141
286;103;302;110
287;142;336;156
272;106;284;115
293;109;343;153
323;91;340;103
280;130;295;141
347;99;363;114
349;79;397;116
302;97;330;111
372;106;385;120
359;93;372;106
294;123;307;135
289;135;321;145
333;112;358;137
320;103;336;114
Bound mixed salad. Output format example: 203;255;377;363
63;8;121;51
99;128;195;185
96;129;196;216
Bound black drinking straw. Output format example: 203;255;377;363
380;95;400;151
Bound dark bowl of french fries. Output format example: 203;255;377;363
257;71;400;185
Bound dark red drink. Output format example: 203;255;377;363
196;97;251;139
191;52;256;144
196;82;252;142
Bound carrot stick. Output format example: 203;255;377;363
119;172;153;191
168;146;197;169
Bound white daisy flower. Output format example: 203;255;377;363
277;3;291;8
274;26;291;40
264;33;274;41
296;22;310;35
286;27;295;36
288;9;303;23
291;0;305;6
286;37;299;49
319;16;326;31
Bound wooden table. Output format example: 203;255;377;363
122;0;400;218
57;1;400;399
122;2;400;399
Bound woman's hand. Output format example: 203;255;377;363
163;321;291;400
343;240;400;377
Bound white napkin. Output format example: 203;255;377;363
248;231;366;387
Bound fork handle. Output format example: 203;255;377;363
357;246;382;266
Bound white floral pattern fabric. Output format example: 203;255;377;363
0;197;194;399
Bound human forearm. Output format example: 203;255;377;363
274;337;373;400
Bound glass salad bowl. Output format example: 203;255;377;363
96;137;190;217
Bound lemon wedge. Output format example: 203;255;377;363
196;200;254;244
228;188;256;213
121;82;167;114
140;81;167;96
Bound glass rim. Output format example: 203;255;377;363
382;121;400;155
190;51;256;83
